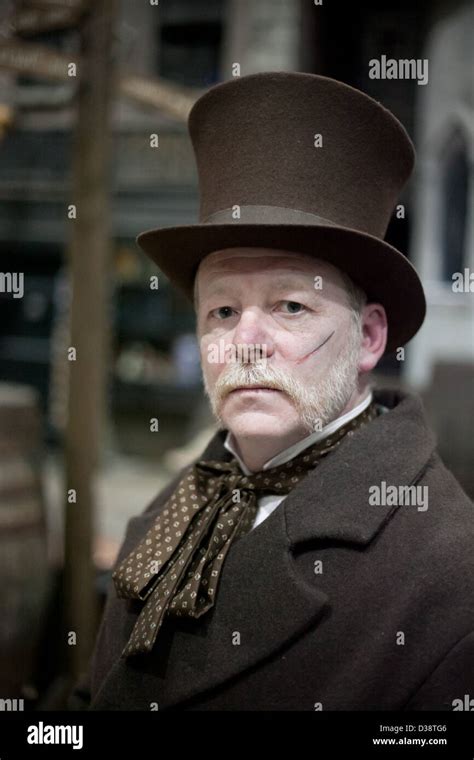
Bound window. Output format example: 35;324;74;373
440;129;469;283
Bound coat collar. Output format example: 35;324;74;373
100;389;437;710
198;387;436;547
285;387;436;546
222;390;374;474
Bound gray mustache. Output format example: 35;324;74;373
216;364;291;398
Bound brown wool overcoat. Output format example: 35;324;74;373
69;388;474;711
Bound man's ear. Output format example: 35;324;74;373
358;303;387;373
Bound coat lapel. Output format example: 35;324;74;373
142;499;330;709
101;389;437;709
286;388;437;547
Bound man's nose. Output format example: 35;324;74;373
231;308;274;359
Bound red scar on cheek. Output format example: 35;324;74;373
294;330;335;364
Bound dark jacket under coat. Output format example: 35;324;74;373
69;388;474;711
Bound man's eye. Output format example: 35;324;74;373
210;306;235;320
279;300;306;314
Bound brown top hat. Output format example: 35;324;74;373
137;71;425;353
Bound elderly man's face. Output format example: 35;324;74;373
196;248;372;441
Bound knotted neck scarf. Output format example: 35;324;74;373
113;401;379;658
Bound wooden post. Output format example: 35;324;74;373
63;0;117;682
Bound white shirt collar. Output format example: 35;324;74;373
223;391;373;476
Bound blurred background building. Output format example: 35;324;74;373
0;0;472;708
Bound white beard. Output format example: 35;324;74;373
202;318;363;433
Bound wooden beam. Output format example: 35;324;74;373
62;0;117;682
0;41;200;120
11;7;86;36
0;104;14;138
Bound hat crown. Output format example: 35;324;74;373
188;72;415;239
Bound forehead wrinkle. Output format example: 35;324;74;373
199;258;316;275
197;249;319;276
198;261;320;285
198;270;316;302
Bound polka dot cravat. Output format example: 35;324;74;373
113;401;379;657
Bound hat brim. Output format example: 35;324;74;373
136;223;425;355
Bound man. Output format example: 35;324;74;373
70;72;474;710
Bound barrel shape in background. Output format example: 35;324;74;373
0;383;50;698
